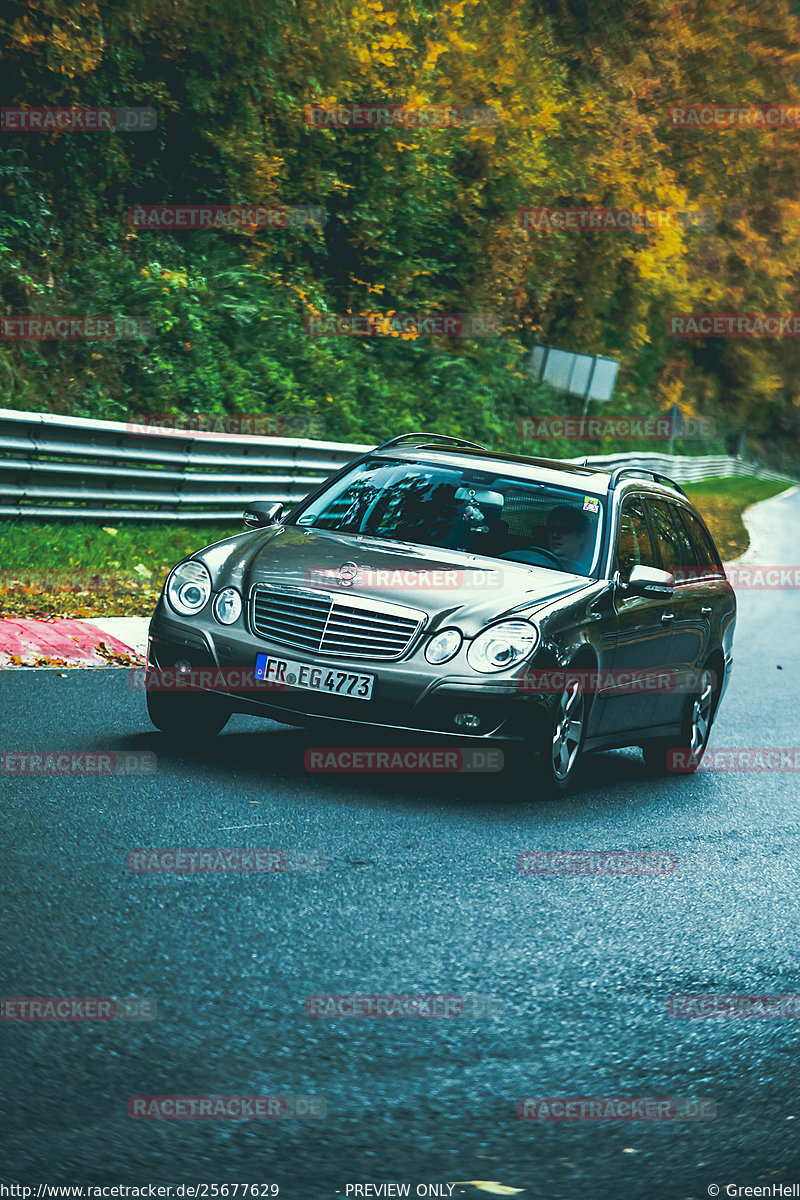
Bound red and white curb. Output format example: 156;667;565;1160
0;617;149;667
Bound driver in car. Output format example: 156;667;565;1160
545;506;594;574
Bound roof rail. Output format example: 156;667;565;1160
372;432;488;453
608;465;687;497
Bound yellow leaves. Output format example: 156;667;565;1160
350;277;386;294
421;40;447;72
630;321;651;349
533;100;561;133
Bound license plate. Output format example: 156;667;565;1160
255;654;375;700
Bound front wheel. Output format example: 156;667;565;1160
511;676;587;799
146;686;231;741
642;665;716;775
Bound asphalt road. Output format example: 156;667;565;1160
2;488;800;1199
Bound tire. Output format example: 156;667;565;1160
511;675;587;799
145;686;231;740
642;664;716;775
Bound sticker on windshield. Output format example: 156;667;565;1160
583;496;599;513
296;515;316;525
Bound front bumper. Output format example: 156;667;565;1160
147;609;550;742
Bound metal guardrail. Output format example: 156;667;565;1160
0;408;369;520
0;408;795;520
565;451;798;487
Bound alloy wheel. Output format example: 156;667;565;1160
552;679;584;781
689;668;715;760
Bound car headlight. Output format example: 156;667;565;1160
166;561;212;616
425;628;463;664
467;620;540;673
213;587;242;625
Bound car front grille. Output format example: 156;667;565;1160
249;584;426;660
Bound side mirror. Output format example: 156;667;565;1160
243;501;284;530
623;564;676;598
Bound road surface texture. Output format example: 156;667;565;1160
2;487;799;1199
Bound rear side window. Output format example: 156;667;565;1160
614;496;658;581
677;507;724;576
646;498;697;575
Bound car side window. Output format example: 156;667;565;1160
677;507;724;575
614;496;658;582
647;498;696;575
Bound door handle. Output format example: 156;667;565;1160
661;612;675;623
701;605;712;615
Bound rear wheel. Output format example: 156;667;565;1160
145;687;231;740
642;665;716;775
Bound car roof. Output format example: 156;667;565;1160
370;445;688;503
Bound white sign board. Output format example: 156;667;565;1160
530;346;619;401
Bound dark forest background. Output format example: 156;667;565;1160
2;0;800;466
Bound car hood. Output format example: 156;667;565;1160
197;525;590;632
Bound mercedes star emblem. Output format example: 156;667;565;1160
337;561;359;587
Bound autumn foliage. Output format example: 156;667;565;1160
1;0;800;464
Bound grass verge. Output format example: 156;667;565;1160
682;477;791;561
0;519;228;619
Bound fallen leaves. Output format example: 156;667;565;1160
94;641;145;667
450;1185;524;1195
0;582;160;620
3;653;71;668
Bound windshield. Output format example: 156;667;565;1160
290;458;606;577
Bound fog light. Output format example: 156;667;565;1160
175;659;192;674
454;713;481;730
